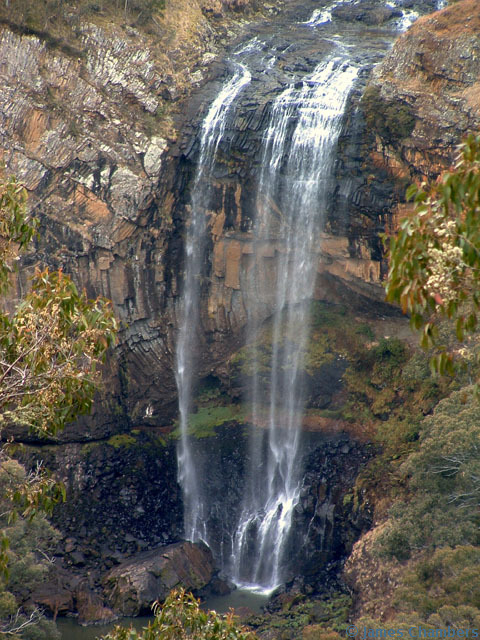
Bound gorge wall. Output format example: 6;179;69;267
0;0;280;436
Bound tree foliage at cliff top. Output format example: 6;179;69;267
385;133;480;378
0;0;165;44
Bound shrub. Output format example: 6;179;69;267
377;388;480;560
100;588;257;640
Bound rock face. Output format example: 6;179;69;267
30;568;118;625
20;431;182;573
102;541;215;616
0;0;266;436
286;434;372;590
2;0;467;438
361;0;480;222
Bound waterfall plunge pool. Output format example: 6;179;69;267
202;587;271;614
57;589;269;639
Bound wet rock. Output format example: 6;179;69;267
282;435;373;590
102;541;215;616
332;4;395;25
209;576;233;596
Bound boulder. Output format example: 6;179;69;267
102;541;215;616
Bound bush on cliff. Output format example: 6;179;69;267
377;388;480;561
0;0;166;46
385;133;480;385
0;457;60;640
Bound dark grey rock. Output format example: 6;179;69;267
102;541;215;616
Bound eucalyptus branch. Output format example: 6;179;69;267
1;607;43;635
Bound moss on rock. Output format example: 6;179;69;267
107;434;137;449
172;405;247;439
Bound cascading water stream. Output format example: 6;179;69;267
230;56;359;592
176;62;251;543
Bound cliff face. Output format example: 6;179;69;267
362;0;480;227
2;0;466;438
0;0;270;435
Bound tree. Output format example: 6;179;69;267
0;175;117;637
100;588;258;640
0;178;117;437
385;133;480;377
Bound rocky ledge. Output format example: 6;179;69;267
362;0;480;223
30;540;215;624
102;541;215;617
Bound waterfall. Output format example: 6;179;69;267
176;62;251;543
175;26;358;590
230;57;359;592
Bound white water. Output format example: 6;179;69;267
176;62;251;543
385;0;419;32
394;9;419;31
229;57;359;592
303;0;349;26
305;0;443;33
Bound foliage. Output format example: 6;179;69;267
0;179;37;294
173;406;247;439
0;268;117;437
0;175;117;636
0;0;166;46
245;592;352;639
397;546;480;617
100;588;257;640
0;456;60;640
385;134;480;378
107;434;137;449
358;546;480;633
376;388;480;561
0;177;117;440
